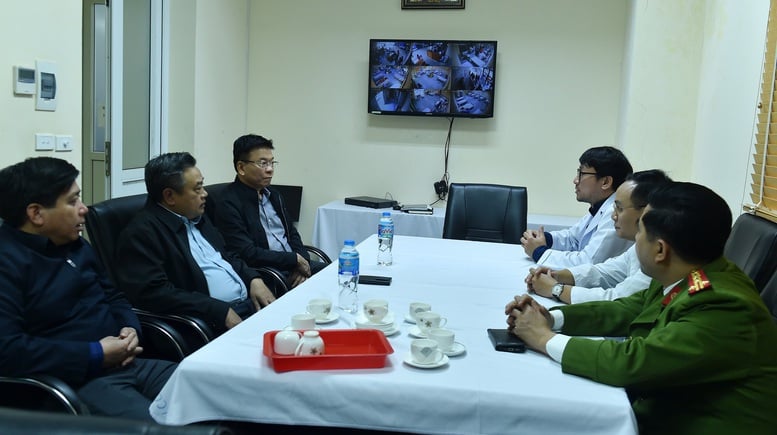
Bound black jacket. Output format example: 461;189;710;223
212;179;309;271
0;225;140;385
115;200;261;333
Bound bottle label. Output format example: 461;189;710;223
378;223;394;239
339;257;359;275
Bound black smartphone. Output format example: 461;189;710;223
358;275;392;286
487;328;526;353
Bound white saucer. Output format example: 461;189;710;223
404;314;416;324
382;326;400;336
356;321;398;335
315;312;340;324
355;311;395;327
443;342;466;357
403;353;449;369
408;325;428;338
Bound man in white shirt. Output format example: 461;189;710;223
525;170;671;304
504;182;777;434
520;146;633;269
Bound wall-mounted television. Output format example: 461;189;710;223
368;39;497;118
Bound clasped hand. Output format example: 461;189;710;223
505;294;555;355
520;226;547;257
100;327;143;368
525;266;558;298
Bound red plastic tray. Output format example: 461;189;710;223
263;329;394;372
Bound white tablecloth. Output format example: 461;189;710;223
150;235;637;435
312;201;446;261
311;200;580;261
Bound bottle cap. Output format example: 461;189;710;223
382;211;391;217
344;239;355;246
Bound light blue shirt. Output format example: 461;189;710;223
163;207;247;302
259;189;292;253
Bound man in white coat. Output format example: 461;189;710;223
521;146;633;269
525;170;672;304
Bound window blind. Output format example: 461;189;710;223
749;0;777;223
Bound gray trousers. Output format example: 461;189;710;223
76;358;177;421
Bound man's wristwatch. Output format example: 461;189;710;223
551;283;564;302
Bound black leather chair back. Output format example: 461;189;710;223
273;184;303;223
204;182;229;224
724;213;777;292
85;193;148;285
0;406;232;434
761;272;777;323
443;183;528;244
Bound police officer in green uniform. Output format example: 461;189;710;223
506;182;777;435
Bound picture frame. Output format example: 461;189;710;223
401;0;465;10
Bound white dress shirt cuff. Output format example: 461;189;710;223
550;309;565;330
545;310;568;362
546;334;571;363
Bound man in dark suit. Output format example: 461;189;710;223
0;157;175;420
212;134;326;289
115;152;275;334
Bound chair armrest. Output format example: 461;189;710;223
135;313;189;361
0;375;90;415
255;266;290;297
305;245;332;264
132;309;215;356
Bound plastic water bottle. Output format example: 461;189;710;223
337;240;359;313
377;212;394;266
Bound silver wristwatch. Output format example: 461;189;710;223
551;283;564;302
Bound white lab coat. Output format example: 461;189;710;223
566;245;651;303
536;193;632;269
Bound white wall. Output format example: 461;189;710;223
244;0;629;241
619;0;706;181
189;0;250;181
692;0;769;217
619;0;769;218
0;0;82;182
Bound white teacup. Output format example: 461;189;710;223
416;311;447;334
409;302;431;321
428;328;455;352
307;298;333;320
363;299;389;324
295;330;325;356
410;338;443;365
290;313;316;330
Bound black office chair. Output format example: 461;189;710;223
0;406;232;434
442;183;528;244
723;213;777;292
760;272;777;323
86;193;216;358
205;182;331;295
0;376;90;415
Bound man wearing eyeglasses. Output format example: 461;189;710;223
525;170;671;304
211;134;326;290
521;146;633;269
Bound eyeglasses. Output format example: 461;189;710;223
575;169;598;181
242;160;279;170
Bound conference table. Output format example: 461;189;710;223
150;235;637;434
311;200;580;260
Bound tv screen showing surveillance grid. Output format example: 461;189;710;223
368;39;496;118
